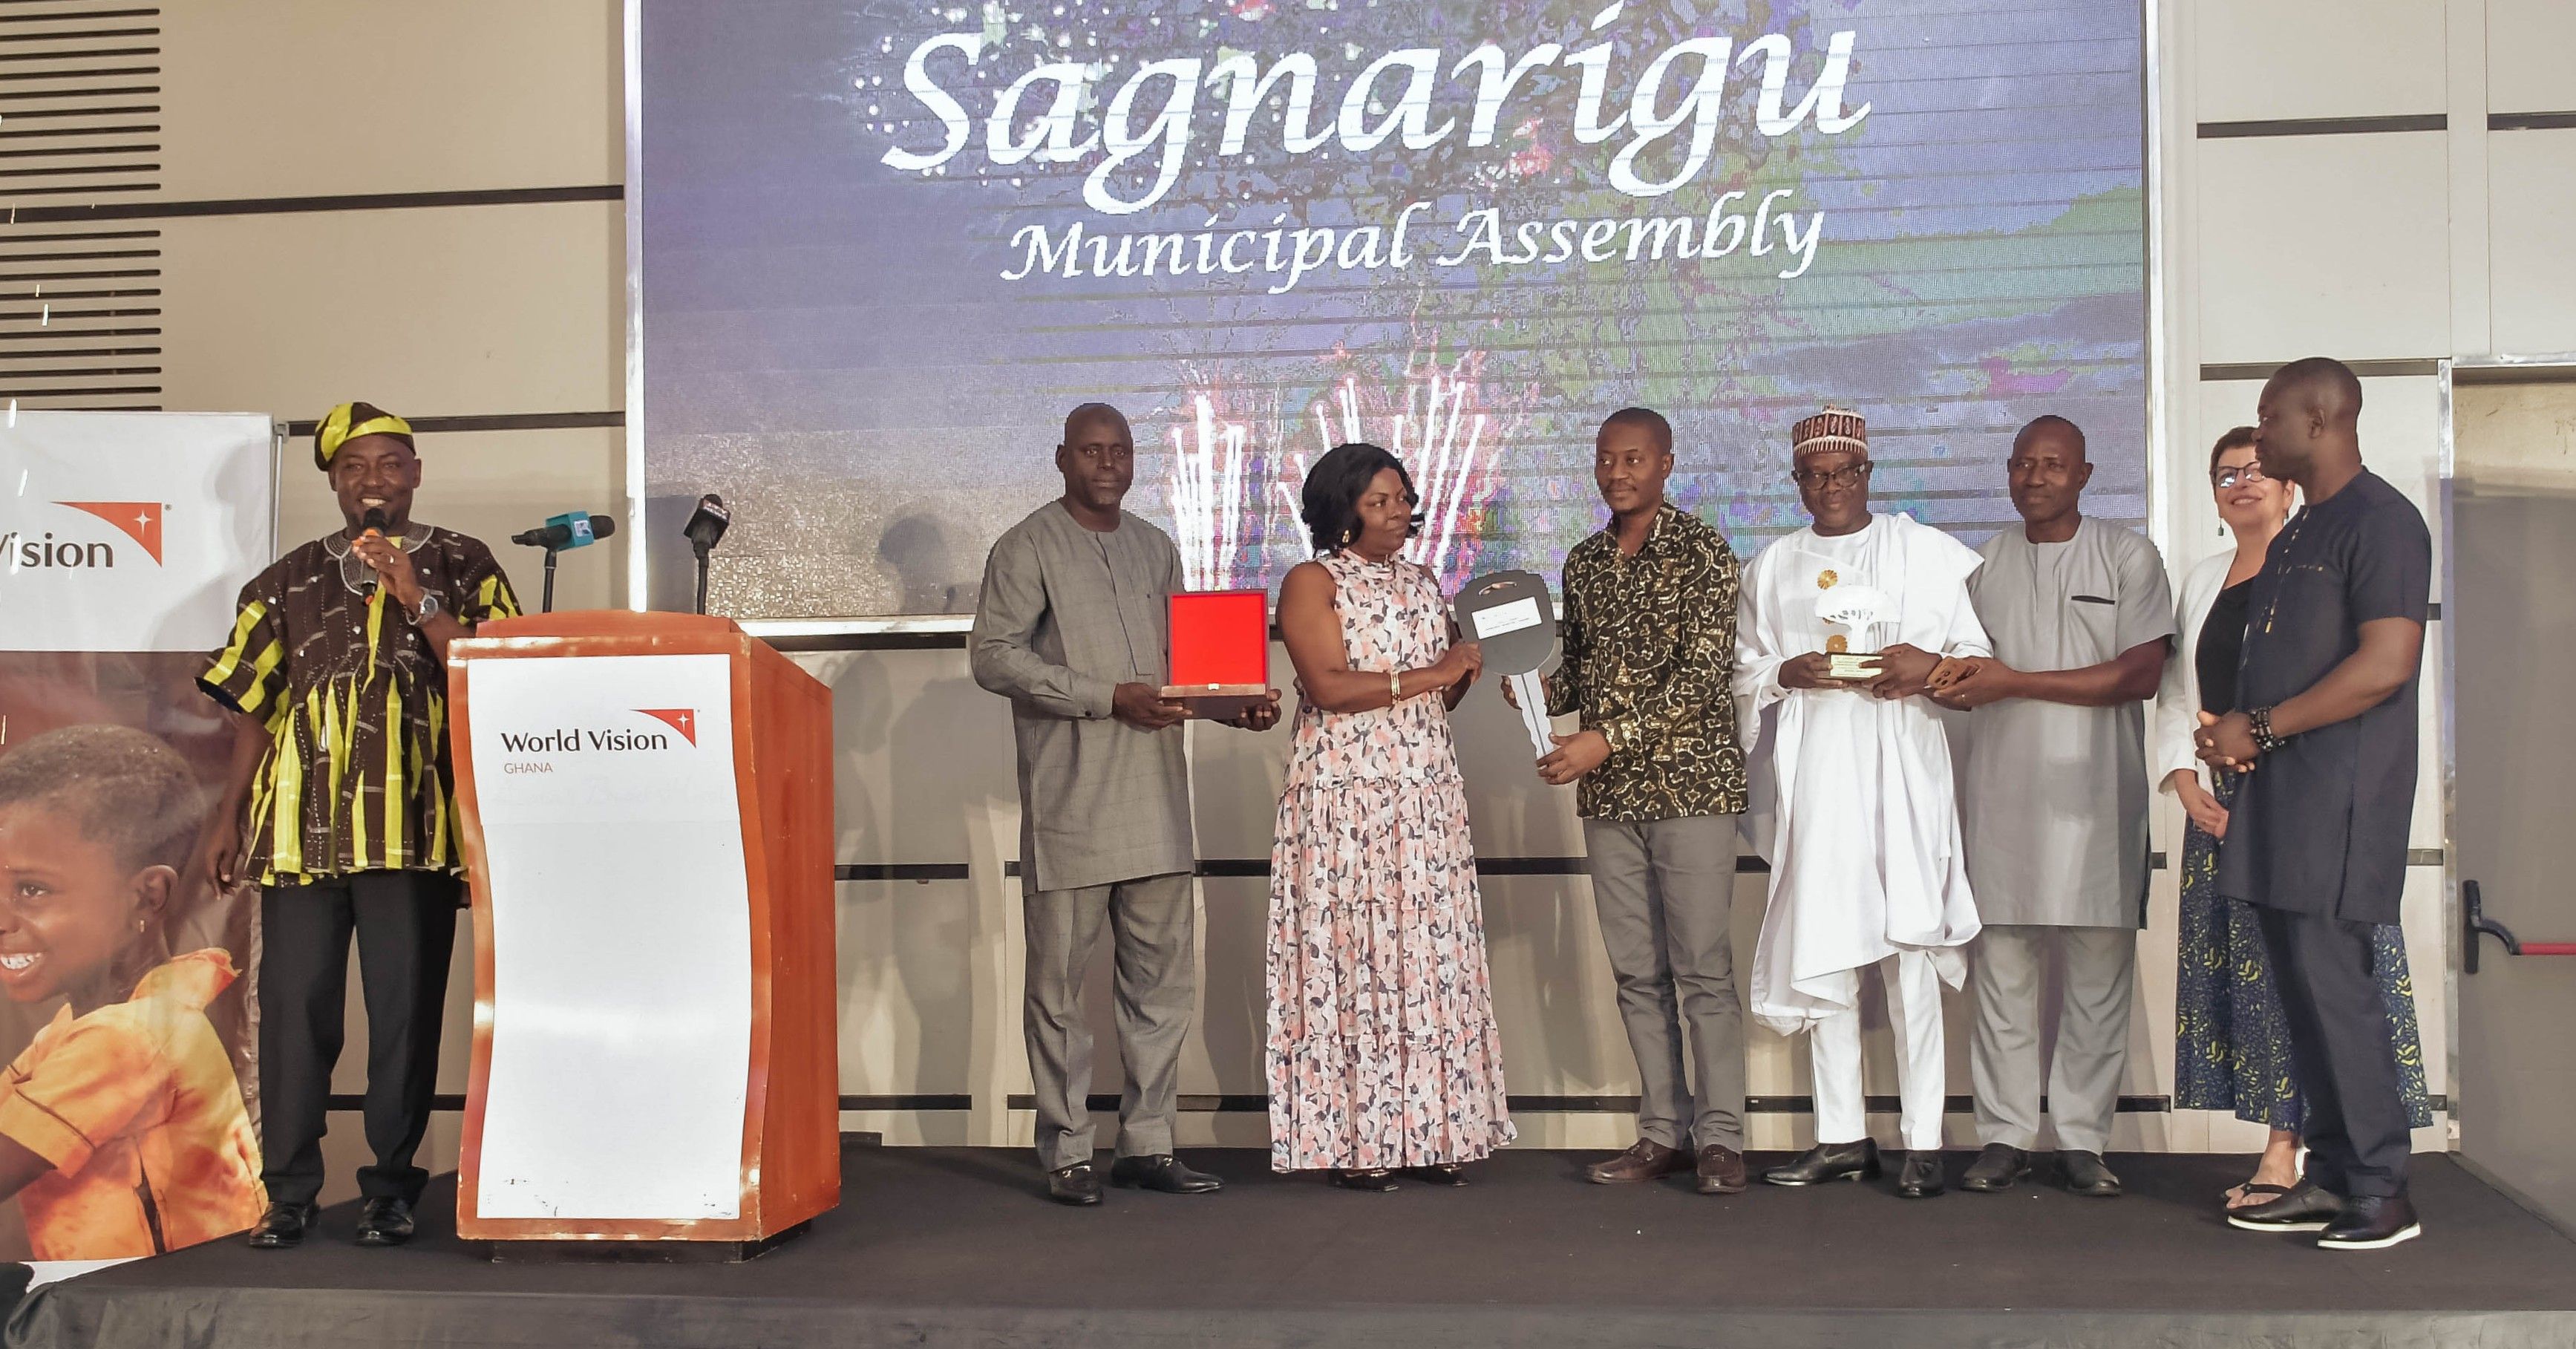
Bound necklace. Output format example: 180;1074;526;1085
324;528;429;597
2253;506;2309;637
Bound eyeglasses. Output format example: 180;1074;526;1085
2211;463;2269;489
1791;462;1870;490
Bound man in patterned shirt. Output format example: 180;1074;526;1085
1523;407;1752;1195
191;402;518;1250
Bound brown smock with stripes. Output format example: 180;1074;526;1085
198;526;517;883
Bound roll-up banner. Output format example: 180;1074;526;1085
0;412;275;1262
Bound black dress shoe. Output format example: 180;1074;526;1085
1694;1145;1748;1195
353;1197;416;1247
1047;1161;1103;1206
1959;1143;2030;1193
2318;1193;2422;1251
1109;1154;1223;1195
245;1201;318;1250
1586;1139;1691;1184
2226;1180;2344;1233
1404;1164;1468;1187
1896;1150;1945;1198
1763;1139;1880;1186
2059;1150;2122;1198
1330;1168;1399;1192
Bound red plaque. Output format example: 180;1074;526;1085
1164;589;1269;719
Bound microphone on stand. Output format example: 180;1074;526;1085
510;512;619;614
682;494;730;617
511;513;618;551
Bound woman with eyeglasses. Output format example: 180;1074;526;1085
2152;426;2430;1211
1264;442;1515;1191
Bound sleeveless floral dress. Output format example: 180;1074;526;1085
1265;551;1516;1171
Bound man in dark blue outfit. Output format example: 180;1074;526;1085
2197;357;2430;1252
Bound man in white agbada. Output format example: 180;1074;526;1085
1736;408;1990;1200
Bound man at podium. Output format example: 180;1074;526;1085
192;403;520;1250
971;402;1279;1207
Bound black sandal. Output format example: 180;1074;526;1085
1405;1163;1468;1186
1331;1168;1399;1192
2226;1180;2293;1210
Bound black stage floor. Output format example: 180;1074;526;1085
10;1146;2575;1348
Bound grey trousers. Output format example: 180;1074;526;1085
1023;872;1196;1172
1583;814;1748;1152
1969;924;2137;1154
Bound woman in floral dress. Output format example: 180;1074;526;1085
1266;442;1516;1190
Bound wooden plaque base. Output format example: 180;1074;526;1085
1825;653;1885;682
1163;683;1268;721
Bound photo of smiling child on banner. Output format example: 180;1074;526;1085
0;725;267;1260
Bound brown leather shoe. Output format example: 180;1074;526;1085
1586;1139;1691;1184
1695;1144;1748;1195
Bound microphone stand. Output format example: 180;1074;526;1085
540;544;563;615
692;541;713;616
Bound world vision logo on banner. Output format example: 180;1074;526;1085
495;708;701;774
632;708;699;745
0;501;166;568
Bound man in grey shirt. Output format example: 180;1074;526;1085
971;402;1279;1206
1931;416;2172;1198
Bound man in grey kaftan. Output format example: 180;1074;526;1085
1936;416;2172;1197
970;402;1278;1206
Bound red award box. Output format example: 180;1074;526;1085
1164;589;1269;720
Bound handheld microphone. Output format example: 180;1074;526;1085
511;512;618;551
357;508;390;589
682;494;730;554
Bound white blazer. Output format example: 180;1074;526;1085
2150;550;2237;795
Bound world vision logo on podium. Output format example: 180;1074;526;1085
494;708;702;768
633;708;699;745
0;500;166;568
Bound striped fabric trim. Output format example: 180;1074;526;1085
201;600;281;716
267;701;307;878
382;684;407;871
240;638;287;716
321;684;347;863
425;692;450;869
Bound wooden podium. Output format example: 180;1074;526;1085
447;612;837;1253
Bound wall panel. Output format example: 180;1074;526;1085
2487;0;2576;117
158;0;620;201
2190;0;2447;124
155;201;621;421
2488;134;2576;356
2193;135;2451;365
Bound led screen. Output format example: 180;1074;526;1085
637;0;2145;618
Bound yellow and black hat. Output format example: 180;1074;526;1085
313;400;414;471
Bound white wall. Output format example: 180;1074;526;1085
77;0;2576;1198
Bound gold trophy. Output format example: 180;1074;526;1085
1814;572;1890;682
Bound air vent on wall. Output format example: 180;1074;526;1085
0;2;160;412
